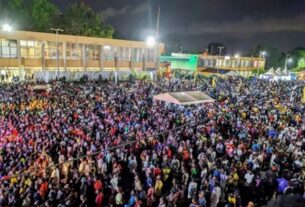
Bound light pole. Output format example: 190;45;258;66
180;46;183;54
284;55;293;70
146;36;157;81
259;51;266;58
216;46;224;75
2;24;12;32
218;46;224;56
258;51;266;75
50;28;64;78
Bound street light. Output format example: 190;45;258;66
2;24;12;32
50;28;64;78
284;55;293;70
259;51;266;58
234;54;240;59
146;36;156;47
218;46;224;56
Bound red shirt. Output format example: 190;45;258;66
95;192;103;207
39;182;48;199
94;180;103;192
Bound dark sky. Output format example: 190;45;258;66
52;0;305;53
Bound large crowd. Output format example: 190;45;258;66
0;76;304;207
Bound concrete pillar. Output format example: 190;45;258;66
155;47;160;80
17;40;22;66
63;42;67;72
41;41;46;71
114;48;118;84
143;48;147;70
114;71;118;85
128;48;132;71
114;50;118;69
82;44;87;71
99;45;103;71
16;40;24;80
128;48;132;61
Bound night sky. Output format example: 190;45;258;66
52;0;305;53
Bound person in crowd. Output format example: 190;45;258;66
0;76;303;207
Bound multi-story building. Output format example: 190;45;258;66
0;30;164;79
160;53;266;76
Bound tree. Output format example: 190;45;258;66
1;0;115;39
288;48;305;71
297;56;305;69
162;36;183;55
6;0;32;30
60;2;114;38
31;0;59;32
247;44;286;69
113;30;126;39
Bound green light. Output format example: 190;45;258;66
160;54;198;71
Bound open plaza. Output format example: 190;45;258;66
0;1;305;207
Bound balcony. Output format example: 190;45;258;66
0;58;18;67
22;58;42;67
87;60;100;68
45;59;64;67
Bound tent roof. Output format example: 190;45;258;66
225;71;241;76
275;67;282;75
31;84;52;92
153;91;214;105
265;67;275;75
282;68;289;75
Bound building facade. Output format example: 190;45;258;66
197;54;266;76
0;30;164;79
161;53;266;76
160;53;198;71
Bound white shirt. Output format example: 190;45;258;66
245;172;254;184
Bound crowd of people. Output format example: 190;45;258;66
0;76;304;207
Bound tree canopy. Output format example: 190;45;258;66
287;47;305;71
0;0;115;38
247;44;286;69
61;2;114;38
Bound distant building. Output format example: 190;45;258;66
160;53;266;76
0;30;164;79
160;53;198;72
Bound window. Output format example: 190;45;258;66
131;48;139;62
146;48;156;62
102;45;116;61
20;40;42;58
0;39;17;58
45;42;63;59
66;43;82;60
86;45;99;60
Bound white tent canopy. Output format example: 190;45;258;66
225;71;241;76
31;84;52;93
282;68;289;76
265;67;275;76
153;91;215;105
260;66;295;81
275;67;282;75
